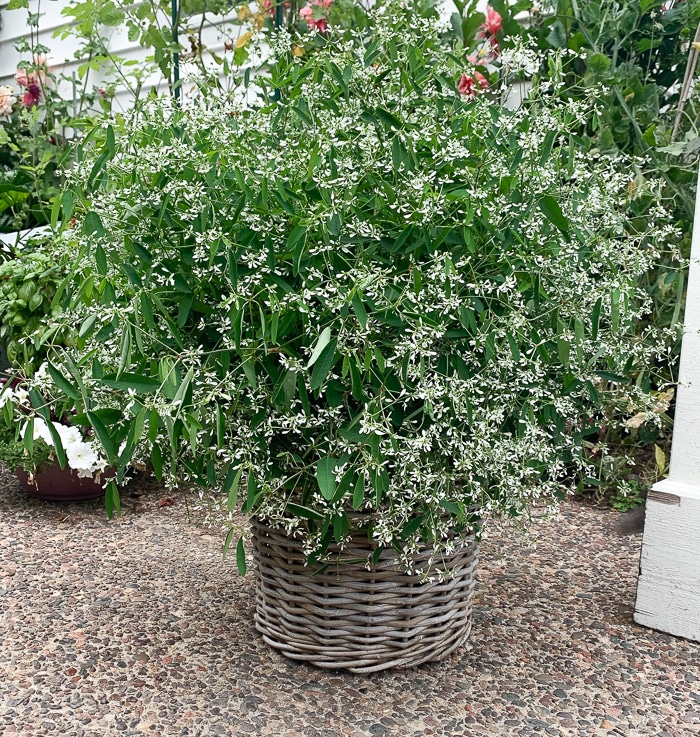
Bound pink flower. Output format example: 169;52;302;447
15;55;48;89
482;6;502;36
458;73;477;98
22;83;41;109
300;0;332;31
15;68;30;88
458;72;489;99
467;42;498;66
0;85;16;117
474;71;489;89
476;6;502;44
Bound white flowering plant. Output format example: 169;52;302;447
0;373;109;481
35;4;674;573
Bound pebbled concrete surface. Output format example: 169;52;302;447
0;471;698;737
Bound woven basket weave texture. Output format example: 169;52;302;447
251;517;479;673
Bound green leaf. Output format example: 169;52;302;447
591;297;602;341
152;443;163;481
236;537;247;576
557;339;570;366
23;417;34;457
654;444;666;475
79;314;98;338
87;410;118;465
352;473;365;510
61;191;74;221
328;213;341;236
105;479;121;518
310;339;338;391
242;359;257;389
288;225;307;276
223;529;235;557
440;500;461;515
351;293;367;329
307;326;332;368
538;130;556;167
51;195;62;230
316;456;337;500
47;362;81;401
375;107;401;131
224;466;243;511
285;502;324;521
538;196;569;238
95;245;107;275
101;372;160;393
117;407;147;482
84;211;105;237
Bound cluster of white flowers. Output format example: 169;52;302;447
27;418;108;479
44;5;679;573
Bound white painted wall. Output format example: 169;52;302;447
634;162;700;643
0;0;255;112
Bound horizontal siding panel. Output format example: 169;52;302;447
0;0;243;96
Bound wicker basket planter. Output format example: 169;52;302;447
251;516;479;673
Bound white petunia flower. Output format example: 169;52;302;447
55;424;83;446
65;441;100;471
32;418;54;445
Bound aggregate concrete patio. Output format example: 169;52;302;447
0;472;698;737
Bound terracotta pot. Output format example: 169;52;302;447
15;464;108;501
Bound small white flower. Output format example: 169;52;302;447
32;418;54;445
65;441;100;471
55;424;83;446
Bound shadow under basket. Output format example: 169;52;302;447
251;516;479;673
16;465;107;501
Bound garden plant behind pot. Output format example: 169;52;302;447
0;238;111;500
29;4;674;670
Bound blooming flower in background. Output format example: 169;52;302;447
22;83;41;109
25;417;108;477
261;0;291;17
56;423;83;446
468;44;498;66
15;69;30;88
300;0;332;32
15;55;48;89
478;6;502;38
0;85;16;116
0;385;29;407
458;71;489;99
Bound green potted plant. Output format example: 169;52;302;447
0;377;111;500
0;237;70;372
0;236;110;500
31;3;671;669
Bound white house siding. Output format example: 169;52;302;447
0;0;252;112
1;0;485;111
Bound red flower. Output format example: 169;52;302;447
481;6;502;37
458;71;489;99
300;0;332;31
474;71;489;89
22;83;41;109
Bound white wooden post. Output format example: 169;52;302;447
634;163;700;642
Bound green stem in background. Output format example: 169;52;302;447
172;0;181;100
274;0;283;102
569;0;694;219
